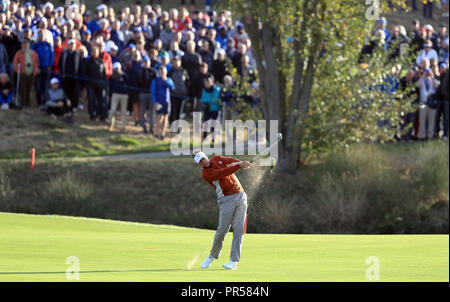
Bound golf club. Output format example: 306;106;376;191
250;133;283;163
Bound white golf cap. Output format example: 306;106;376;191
50;78;59;84
68;39;76;44
194;151;207;164
424;24;434;31
113;62;121;69
217;48;226;55
97;4;107;10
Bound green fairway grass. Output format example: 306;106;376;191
0;212;448;282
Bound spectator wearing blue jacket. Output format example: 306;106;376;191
87;11;101;35
32;29;54;106
151;66;175;140
201;75;221;121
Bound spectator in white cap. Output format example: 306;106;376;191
416;39;439;66
45;77;74;123
33;17;54;47
212;48;228;84
59;38;82;112
42;2;54;17
55;6;67;26
108;61;128;131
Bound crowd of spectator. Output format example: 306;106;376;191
0;0;255;139
0;0;448;142
360;10;449;141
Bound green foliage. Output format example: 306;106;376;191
221;0;415;167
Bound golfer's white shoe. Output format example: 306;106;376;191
222;261;237;270
201;255;215;269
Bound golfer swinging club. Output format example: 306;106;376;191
193;151;251;270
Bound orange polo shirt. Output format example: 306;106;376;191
201;155;244;199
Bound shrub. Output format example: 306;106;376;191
41;171;95;216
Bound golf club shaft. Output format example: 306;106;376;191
251;135;282;163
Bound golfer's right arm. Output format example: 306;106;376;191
202;164;242;182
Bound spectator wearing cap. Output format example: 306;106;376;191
59;39;82;111
32;28;54;106
42;2;54;19
147;48;160;69
151;65;175;140
217;25;228;49
108;62;129;131
228;22;249;48
416;40;439;66
84;45;107;121
126;50;142;127
32;18;53;47
13;38;39;107
417;67;440;140
433;23;448;53
212;48;228;85
44;77;73;123
119;43;136;72
109;44;120;65
138;56;157;134
87;9;102;35
81;29;92;53
83;11;92;25
160;52;172;72
168;55;189;123
375;18;389;43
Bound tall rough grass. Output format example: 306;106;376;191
0;165;15;209
41;171;95;216
415;141;449;203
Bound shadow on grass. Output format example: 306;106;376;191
0;268;223;275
